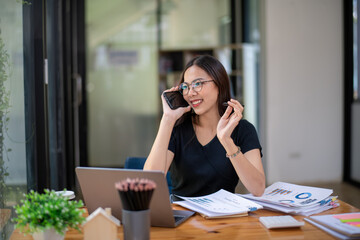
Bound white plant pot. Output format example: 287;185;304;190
32;228;65;240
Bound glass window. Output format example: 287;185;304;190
160;0;231;49
85;0;261;169
0;1;27;239
86;0;159;167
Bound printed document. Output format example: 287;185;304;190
241;182;333;207
174;189;262;218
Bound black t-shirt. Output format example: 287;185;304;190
168;118;262;197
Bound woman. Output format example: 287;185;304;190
144;55;265;197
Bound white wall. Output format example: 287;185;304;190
262;0;343;184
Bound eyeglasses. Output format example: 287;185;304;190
179;79;214;95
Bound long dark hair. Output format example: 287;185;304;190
176;55;231;126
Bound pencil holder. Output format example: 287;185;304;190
122;209;150;240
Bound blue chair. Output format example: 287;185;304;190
124;157;172;194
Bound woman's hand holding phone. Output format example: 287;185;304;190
161;87;191;122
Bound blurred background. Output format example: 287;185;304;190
0;0;359;239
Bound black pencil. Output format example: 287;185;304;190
115;178;156;211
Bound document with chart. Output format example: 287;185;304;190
174;189;263;218
240;182;338;216
241;182;333;207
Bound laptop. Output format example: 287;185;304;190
75;167;194;227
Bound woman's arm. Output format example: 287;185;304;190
144;88;191;173
143;115;176;173
220;139;265;197
217;99;265;196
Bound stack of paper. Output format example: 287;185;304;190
174;189;263;219
305;212;360;240
239;182;339;216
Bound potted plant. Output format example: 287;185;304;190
13;189;86;240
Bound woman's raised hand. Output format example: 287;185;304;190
217;99;244;143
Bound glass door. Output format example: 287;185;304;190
0;1;27;239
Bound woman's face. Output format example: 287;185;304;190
183;65;219;116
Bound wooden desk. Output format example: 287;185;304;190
10;200;359;240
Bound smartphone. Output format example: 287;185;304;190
163;91;189;109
